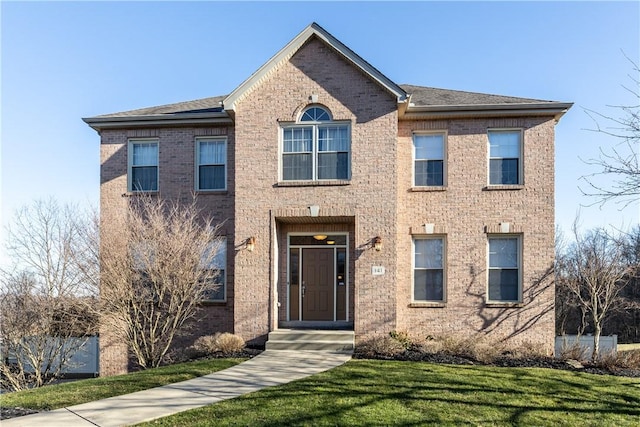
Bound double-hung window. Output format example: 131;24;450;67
413;133;445;186
487;236;521;302
282;106;350;181
488;130;522;185
129;139;158;192
196;138;227;191
413;237;445;302
202;237;227;302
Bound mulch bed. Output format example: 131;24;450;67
352;349;640;378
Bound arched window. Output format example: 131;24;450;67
300;106;331;122
281;106;350;181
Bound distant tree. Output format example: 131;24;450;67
0;200;98;391
99;197;223;369
606;226;640;342
581;54;639;207
556;223;634;361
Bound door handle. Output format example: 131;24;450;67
302;283;306;298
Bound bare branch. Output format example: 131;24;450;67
580;54;640;208
99;195;223;369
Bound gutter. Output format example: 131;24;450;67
401;102;573;122
82;112;232;132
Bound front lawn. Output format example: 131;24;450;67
139;359;640;426
0;358;244;411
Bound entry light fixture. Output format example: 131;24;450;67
246;236;256;252
326;240;335;245
373;236;382;251
313;235;328;241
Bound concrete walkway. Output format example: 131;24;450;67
2;350;351;427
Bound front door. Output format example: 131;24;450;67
302;248;334;321
287;234;348;323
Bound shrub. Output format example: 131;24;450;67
596;349;640;370
559;342;590;362
389;331;413;350
215;333;245;354
355;336;405;359
190;333;245;357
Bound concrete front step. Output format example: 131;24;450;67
266;329;354;353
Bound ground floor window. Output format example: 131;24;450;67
202;237;227;302
413;236;445;302
487;236;521;302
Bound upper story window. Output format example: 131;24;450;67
413;133;445;187
488;130;522;185
128;139;158;192
487;236;521;303
196;137;227;191
281;106;350;181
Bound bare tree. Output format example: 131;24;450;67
556;223;634;361
581;53;639;207
0;199;99;391
99;197;222;370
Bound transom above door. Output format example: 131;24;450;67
288;234;348;322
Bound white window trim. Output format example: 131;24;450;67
202;236;227;303
486;234;523;304
412;131;447;188
127;138;159;193
487;129;524;186
195;137;227;192
279;108;351;182
411;235;447;303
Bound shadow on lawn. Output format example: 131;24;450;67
198;360;640;426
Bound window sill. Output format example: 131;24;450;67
409;302;446;308
196;190;228;195
485;302;524;308
122;191;159;197
277;180;351;187
483;185;524;191
201;300;227;306
410;186;447;192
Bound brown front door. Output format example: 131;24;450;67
302;248;334;321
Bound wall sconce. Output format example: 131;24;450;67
246;237;256;252
373;236;382;251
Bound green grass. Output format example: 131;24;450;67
0;358;244;411
138;360;640;427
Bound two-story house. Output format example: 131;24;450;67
85;23;571;376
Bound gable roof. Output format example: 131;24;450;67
83;23;572;130
402;85;553;106
401;84;572;120
94;95;226;118
223;22;409;112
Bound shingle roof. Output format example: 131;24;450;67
94;95;226;118
90;85;564;120
400;84;556;107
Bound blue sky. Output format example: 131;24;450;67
1;1;639;258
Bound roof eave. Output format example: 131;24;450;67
223;23;407;112
401;102;573;122
82;112;232;132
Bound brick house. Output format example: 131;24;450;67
84;23;571;375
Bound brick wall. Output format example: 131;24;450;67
232;36;399;344
99;126;236;374
395;117;556;353
98;35;558;373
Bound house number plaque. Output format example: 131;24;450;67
371;266;385;275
